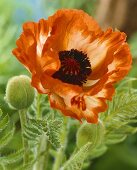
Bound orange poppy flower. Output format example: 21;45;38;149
12;9;132;123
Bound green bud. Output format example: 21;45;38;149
76;121;104;150
5;75;35;110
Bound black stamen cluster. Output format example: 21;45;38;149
52;49;92;86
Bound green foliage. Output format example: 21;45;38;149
102;89;137;145
129;32;137;58
0;109;25;170
76;122;104;150
61;142;92;170
0;113;9;132
0;109;15;150
4;161;33;170
0;20;17;60
0;149;24;164
15;164;33;170
89;144;108;159
24;117;63;149
59;0;87;9
1;80;136;169
46;118;63;148
30;93;51;118
0;0;18;73
73;80;137;169
23;119;43;143
42;0;97;16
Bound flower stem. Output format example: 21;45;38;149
36;93;41;119
19;109;29;165
53;146;64;170
33;93;49;170
34;135;49;170
53;117;69;170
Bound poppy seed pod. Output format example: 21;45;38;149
76;121;104;150
5;75;35;110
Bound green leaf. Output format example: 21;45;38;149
89;145;108;159
46;118;63;148
0;126;15;149
24;117;63;148
29;93;51;118
23;119;44;144
61;142;91;170
0;109;15;149
103;89;137;145
5;161;33;170
15;163;33;170
0;109;2;117
0;114;9;132
0;149;24;164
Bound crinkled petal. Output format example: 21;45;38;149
41;74;82;97
48;93;81;120
12;19;60;77
85;28;127;80
43;9;101;52
81;28;131;97
107;43;132;83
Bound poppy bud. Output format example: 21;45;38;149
5;75;35;110
76;121;104;150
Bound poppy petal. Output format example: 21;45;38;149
108;43;132;83
43;9;101;53
86;28;127;80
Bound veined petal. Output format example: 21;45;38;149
82;96;107;123
31;74;49;93
41;51;60;76
43;9;101;53
95;83;115;100
107;43;132;83
49;93;81;120
12;19;60;76
48;82;114;123
85;28;127;80
23;19;50;57
40;74;82;97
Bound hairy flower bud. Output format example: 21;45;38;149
76;121;104;150
5;75;35;110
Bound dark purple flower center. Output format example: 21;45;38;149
52;49;92;86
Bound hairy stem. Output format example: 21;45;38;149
36;93;41;119
53;117;69;170
19;109;29;165
53;146;64;170
34;135;49;170
33;93;49;170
